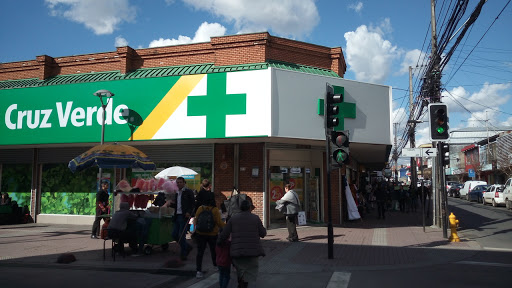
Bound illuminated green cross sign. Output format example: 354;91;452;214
318;99;356;131
187;73;247;138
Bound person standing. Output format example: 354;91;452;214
218;200;266;288
91;180;110;239
375;182;387;219
195;178;213;211
194;194;225;279
276;184;300;242
171;176;195;260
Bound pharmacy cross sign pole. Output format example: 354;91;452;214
187;73;247;138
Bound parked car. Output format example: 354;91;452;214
459;180;487;200
446;181;459;192
449;183;463;197
503;178;512;210
468;184;489;203
482;184;505;207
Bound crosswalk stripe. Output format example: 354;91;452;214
326;271;351;288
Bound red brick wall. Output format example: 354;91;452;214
1;32;345;81
213;143;265;220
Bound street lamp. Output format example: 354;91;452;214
94;89;114;189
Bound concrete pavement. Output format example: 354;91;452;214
0;207;482;288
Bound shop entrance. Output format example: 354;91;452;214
268;166;320;228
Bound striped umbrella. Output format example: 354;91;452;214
68;143;156;173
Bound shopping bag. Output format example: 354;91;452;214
297;211;306;226
189;217;195;233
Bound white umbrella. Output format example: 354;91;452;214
155;166;198;179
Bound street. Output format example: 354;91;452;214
1;198;511;288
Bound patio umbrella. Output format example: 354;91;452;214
68;143;156;215
68;143;156;173
155;166;198;179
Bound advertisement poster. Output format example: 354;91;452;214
270;173;284;203
289;173;304;202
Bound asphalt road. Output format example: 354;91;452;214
448;196;512;251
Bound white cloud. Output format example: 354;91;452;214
115;36;128;47
182;0;319;39
348;2;363;13
443;83;511;114
149;22;226;47
399;49;427;75
500;116;512;126
344;21;400;84
45;0;136;35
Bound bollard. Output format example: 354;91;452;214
448;212;460;242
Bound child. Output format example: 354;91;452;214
215;238;231;288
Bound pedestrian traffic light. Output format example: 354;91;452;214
440;143;450;166
428;103;450;141
331;130;349;166
325;83;343;129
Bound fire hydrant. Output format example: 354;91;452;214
449;212;460;242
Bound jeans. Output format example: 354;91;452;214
195;234;217;271
172;214;189;257
218;265;231;288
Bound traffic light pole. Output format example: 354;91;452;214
325;133;334;259
438;142;448;238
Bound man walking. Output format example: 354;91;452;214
171;176;195;260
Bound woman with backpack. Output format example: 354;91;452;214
194;193;225;279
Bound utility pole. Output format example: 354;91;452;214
430;0;447;236
409;66;418;190
393;123;399;182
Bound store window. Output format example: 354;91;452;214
40;163;98;215
1;164;32;209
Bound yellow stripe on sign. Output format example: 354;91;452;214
132;74;205;140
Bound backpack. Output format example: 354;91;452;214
196;206;215;233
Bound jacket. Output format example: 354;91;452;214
276;190;300;215
218;210;266;258
194;205;225;236
171;187;195;216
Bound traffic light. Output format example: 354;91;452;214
331;130;350;166
428;103;450;141
440;143;450;166
325;83;343;129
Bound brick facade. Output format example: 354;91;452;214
214;143;265;221
1;32;345;81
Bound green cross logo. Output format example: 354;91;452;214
187;73;247;138
318;99;356;130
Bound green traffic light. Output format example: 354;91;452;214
436;126;445;134
335;150;347;163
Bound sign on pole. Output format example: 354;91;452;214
402;148;437;158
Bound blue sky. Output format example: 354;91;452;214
1;0;511;156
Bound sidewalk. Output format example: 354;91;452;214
0;207;481;288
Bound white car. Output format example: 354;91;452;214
503;178;512;210
459;180;487;200
482;184;505;207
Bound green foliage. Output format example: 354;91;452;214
40;164;98;215
1;164;31;192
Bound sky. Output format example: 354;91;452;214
1;0;511;164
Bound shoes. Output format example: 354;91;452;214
196;271;203;278
91;234;99;239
